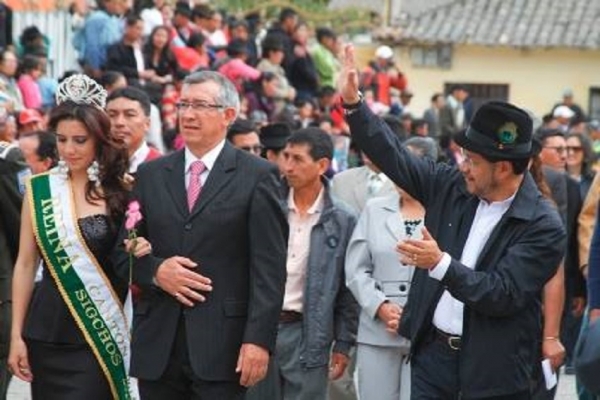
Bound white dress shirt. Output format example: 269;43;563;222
283;187;324;312
129;141;151;173
429;194;515;335
184;140;225;189
133;42;145;77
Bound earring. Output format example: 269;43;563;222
56;159;69;178
87;160;100;187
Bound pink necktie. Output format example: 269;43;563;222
187;160;205;211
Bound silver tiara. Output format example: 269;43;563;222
55;74;107;108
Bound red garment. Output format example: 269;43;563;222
161;83;180;131
145;146;162;162
171;46;210;71
361;61;408;106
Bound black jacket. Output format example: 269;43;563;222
346;103;566;398
104;42;142;86
0;144;27;304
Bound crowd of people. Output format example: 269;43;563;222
1;1;600;400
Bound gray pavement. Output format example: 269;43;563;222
7;370;580;399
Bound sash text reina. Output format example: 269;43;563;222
41;197;125;367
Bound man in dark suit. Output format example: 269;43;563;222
104;14;157;89
423;92;444;138
112;70;288;399
339;45;566;399
0;140;28;398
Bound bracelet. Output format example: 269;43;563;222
341;92;364;110
543;336;559;341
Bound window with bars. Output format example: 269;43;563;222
409;45;452;69
588;87;600;120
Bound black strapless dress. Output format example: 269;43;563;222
25;214;126;400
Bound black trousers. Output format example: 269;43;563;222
0;301;11;399
27;339;112;400
139;315;246;400
411;330;531;400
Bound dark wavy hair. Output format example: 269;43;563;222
143;25;177;68
48;101;129;221
566;132;596;180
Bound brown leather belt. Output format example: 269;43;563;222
279;310;303;323
434;328;461;351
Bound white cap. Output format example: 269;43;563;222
553;105;575;119
375;45;394;59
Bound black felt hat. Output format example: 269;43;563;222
228;118;256;136
260;123;292;150
454;101;534;160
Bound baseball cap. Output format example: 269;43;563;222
553;105;575;119
375;45;394;59
19;109;43;125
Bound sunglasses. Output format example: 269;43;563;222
240;145;263;153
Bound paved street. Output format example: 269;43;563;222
7;370;580;399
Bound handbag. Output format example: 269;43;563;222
574;316;600;394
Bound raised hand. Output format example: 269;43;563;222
338;44;361;105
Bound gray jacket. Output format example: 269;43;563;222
281;179;359;367
345;192;417;351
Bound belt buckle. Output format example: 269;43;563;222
448;336;461;351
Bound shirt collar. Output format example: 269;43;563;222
479;191;516;210
129;141;150;173
288;186;325;215
185;139;226;173
367;168;387;181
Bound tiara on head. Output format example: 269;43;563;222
55;74;107;109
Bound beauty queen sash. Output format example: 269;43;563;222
28;171;138;399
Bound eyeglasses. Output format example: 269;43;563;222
567;146;583;153
175;101;225;112
544;146;567;154
239;145;263;154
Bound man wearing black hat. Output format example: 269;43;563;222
260;122;292;174
338;44;566;399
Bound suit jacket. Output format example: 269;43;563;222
112;143;288;381
423;107;440;138
545;167;585;298
345;192;416;350
330;166;395;214
104;42;142;86
0;146;27;304
346;103;566;398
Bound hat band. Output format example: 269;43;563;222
466;127;532;154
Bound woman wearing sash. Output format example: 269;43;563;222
8;75;150;399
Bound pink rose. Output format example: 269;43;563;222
125;201;143;231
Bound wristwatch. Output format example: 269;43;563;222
342;92;364;115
